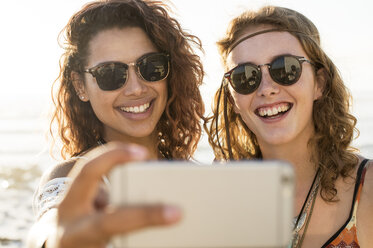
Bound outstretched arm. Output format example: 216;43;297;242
27;142;181;248
357;159;373;246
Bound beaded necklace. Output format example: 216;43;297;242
290;169;320;248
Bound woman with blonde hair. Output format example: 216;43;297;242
206;6;372;247
27;0;204;247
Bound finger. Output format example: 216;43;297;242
59;205;182;247
94;205;182;238
59;143;147;216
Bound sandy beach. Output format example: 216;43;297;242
1;132;372;248
0;90;372;248
0;164;42;247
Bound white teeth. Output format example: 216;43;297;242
258;103;290;117
120;102;150;113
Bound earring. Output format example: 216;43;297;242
79;95;85;100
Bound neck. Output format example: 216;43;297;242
262;143;315;181
103;131;159;160
258;134;319;201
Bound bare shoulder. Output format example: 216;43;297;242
356;158;373;246
363;158;373;179
361;158;373;199
360;158;373;195
38;158;79;188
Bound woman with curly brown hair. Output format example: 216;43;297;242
27;0;204;247
205;6;372;248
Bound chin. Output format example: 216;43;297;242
126;130;155;139
258;134;295;147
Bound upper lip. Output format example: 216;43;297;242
116;98;154;108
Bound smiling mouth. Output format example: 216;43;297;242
120;101;151;114
255;103;293;118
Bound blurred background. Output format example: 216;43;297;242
0;0;372;247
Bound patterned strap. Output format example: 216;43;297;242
33;174;110;220
33;177;72;220
351;159;369;224
322;159;369;247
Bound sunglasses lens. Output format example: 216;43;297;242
230;64;260;94
138;54;169;82
89;53;169;91
95;63;128;91
270;56;301;85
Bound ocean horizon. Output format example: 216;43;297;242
0;89;372;247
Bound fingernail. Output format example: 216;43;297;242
163;206;182;222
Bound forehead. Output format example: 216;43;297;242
87;27;157;64
226;28;306;69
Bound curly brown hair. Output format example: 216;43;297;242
205;6;359;202
51;0;204;160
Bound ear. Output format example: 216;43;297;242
314;67;327;101
71;71;89;102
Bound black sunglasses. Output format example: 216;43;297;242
84;52;170;91
224;55;314;95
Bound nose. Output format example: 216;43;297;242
122;64;148;96
256;65;280;97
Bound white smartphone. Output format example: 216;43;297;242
109;160;294;248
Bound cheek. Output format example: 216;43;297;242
86;87;113;112
313;82;323;101
149;81;168;116
158;81;168;103
298;69;318;94
90;96;112;117
84;79;100;96
229;88;253;115
162;82;168;98
294;77;318;103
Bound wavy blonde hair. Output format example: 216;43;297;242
51;0;204;160
205;6;358;201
